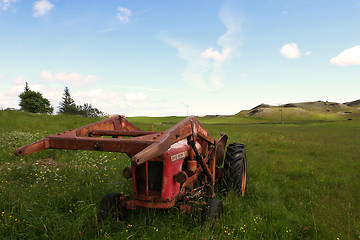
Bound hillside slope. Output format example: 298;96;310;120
236;100;360;121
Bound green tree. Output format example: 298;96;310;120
19;82;53;114
77;103;105;117
58;87;78;114
58;87;106;117
24;82;30;92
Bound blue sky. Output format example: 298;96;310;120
1;0;359;116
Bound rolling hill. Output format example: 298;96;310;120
235;100;360;121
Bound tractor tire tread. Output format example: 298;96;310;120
223;143;247;194
201;198;223;222
98;192;127;221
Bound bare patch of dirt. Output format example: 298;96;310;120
36;158;60;168
283;103;297;108
250;103;271;110
247;107;276;117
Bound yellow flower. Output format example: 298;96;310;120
69;210;72;213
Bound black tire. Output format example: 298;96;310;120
98;192;127;221
223;143;247;195
202;198;223;222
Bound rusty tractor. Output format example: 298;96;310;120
14;115;247;221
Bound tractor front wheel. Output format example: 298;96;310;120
223;143;247;195
98;192;127;221
202;198;223;222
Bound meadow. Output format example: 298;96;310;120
0;110;359;239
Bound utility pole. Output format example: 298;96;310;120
279;104;283;124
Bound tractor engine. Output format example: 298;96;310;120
124;139;202;209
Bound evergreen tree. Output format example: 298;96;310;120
77;103;105;117
24;82;30;92
58;87;78;114
19;82;53;114
58;87;106;117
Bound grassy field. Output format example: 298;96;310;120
1;110;359;239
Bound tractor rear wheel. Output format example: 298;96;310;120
98;192;127;221
223;143;247;195
202;198;223;222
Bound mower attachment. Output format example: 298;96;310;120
15;115;216;165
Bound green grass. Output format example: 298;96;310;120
1;110;360;239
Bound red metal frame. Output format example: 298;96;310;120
14;115;227;209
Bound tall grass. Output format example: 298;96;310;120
0;110;359;239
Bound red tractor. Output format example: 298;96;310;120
14;115;247;221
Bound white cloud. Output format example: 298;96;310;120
0;92;15;109
304;51;312;56
217;5;243;52
112;85;185;93
0;74;7;79
2;77;119;112
31;85;62;107
40;70;53;82
280;43;301;59
330;45;360;66
6;83;120;113
8;76;28;97
12;75;26;85
159;4;243;91
201;47;230;61
159;36;214;90
73;88;123;114
33;0;54;17
5;79;61;110
240;73;248;78
124;92;147;105
0;80;24;109
1;0;17;11
8;84;23;96
75;88;120;104
39;71;99;87
116;7;131;23
55;72;82;83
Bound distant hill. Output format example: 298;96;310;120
235;100;360;121
344;99;360;107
